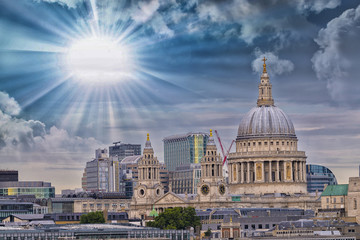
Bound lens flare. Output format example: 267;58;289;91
64;36;135;84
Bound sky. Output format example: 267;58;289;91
0;0;360;192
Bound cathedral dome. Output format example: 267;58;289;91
237;105;296;139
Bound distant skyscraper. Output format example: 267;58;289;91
163;132;209;171
306;164;338;193
109;142;141;160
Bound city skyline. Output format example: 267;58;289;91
0;0;360;192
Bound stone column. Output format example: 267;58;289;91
229;163;232;183
241;162;244;183
283;161;287;182
269;161;272;182
234;163;238;183
247;162;250;183
262;162;265;182
276;161;280;182
303;161;306;182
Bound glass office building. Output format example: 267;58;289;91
306;164;338;193
0;181;55;198
169;163;201;194
163;132;209;171
109;142;141;160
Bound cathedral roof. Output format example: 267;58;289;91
237;57;296;140
237;105;296;139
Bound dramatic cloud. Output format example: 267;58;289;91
196;0;316;45
295;0;342;13
34;0;84;8
0;90;101;156
0;92;21;116
312;4;360;106
252;48;294;76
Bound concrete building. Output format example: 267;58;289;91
318;177;360;224
198;208;314;239
307;164;338;193
0;170;18;182
85;148;119;192
227;58;307;195
163;132;209;171
169;163;201;194
109;141;141;160
0;224;193;239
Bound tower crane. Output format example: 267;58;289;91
214;130;235;166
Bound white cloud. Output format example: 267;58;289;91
312;4;360;106
131;0;160;23
33;0;84;8
252;48;294;76
0;92;21;116
0;91;101;155
296;0;342;13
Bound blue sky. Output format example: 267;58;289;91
0;0;359;191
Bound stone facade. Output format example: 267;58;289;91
347;177;360;223
130;61;320;219
227;58;307;195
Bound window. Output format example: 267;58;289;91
327;198;329;203
253;142;256;146
333;198;336;203
264;142;268;146
341;197;344;203
244;225;248;229
354;199;357;210
276;142;279;145
282;142;284;145
270;142;273;145
258;224;263;229
258;142;261;146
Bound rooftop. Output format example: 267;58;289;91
321;184;348;196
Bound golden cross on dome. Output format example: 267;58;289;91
262;56;267;73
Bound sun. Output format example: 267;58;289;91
64;36;136;84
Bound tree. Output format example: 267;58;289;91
80;211;105;224
146;207;200;230
205;228;212;237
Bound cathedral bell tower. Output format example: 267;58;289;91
257;57;274;107
133;134;164;204
197;130;228;202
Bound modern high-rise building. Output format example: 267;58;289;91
169;163;201;194
109;142;141;160
85;149;119;192
163;132;209;171
306;164;338;193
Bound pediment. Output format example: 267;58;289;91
154;192;187;205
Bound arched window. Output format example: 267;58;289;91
212;164;215;176
354;199;357;210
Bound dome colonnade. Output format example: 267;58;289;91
227;57;307;195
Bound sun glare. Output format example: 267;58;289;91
65;36;135;84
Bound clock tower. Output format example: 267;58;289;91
133;133;164;206
197;129;228;202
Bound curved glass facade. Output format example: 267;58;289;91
306;164;338;193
